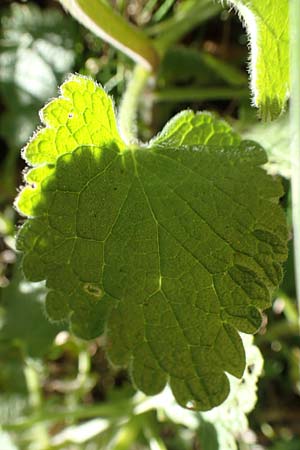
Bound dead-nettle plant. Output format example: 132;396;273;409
15;0;299;411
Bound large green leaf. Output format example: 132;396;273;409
226;0;289;120
16;75;287;410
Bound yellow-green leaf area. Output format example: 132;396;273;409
16;75;288;411
152;110;241;146
227;0;289;120
23;74;124;166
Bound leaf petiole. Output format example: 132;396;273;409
118;65;152;145
59;0;160;70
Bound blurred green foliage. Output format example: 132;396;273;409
0;3;79;200
0;262;62;357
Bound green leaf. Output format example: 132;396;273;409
197;419;219;450
151;110;241;146
22;76;124;166
16;75;287;410
201;334;264;450
149;334;263;450
226;0;289;120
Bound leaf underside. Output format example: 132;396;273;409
227;0;289;120
16;76;287;410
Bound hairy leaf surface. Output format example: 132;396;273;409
152;110;240;146
227;0;289;120
16;76;287;410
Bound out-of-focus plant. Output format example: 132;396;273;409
0;3;78;200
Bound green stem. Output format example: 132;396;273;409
255;321;299;344
118;65;152;145
24;359;50;448
290;0;300;328
3;400;133;432
59;0;159;70
150;0;221;55
66;346;92;416
153;86;249;103
153;0;176;22
24;360;42;410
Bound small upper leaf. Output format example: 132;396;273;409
151;110;240;146
227;0;289;120
16;75;287;410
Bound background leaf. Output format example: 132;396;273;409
226;0;289;120
241;113;291;178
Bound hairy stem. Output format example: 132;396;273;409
59;0;159;70
118;65;151;145
290;0;300;327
